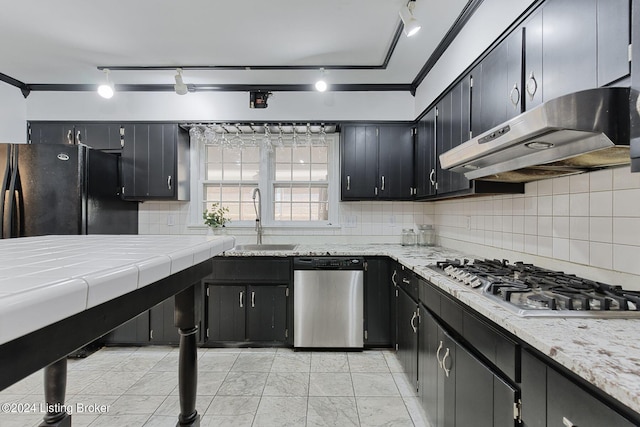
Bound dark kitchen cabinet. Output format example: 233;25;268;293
341;124;414;200
470;28;523;137
414;108;437;198
436;79;471;195
521;349;636;427
204;257;292;346
396;286;419;391
523;0;629;111
28;122;123;150
121;123;189;200
103;311;150;345
364;257;392;347
206;284;288;343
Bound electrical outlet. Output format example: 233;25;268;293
167;214;176;226
344;215;357;228
388;215;396;226
465;216;471;230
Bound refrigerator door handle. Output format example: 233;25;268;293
5;146;19;238
1;145;12;238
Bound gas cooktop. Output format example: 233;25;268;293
431;259;640;318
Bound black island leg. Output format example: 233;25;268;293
39;358;71;427
174;284;201;427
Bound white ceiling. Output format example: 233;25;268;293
0;0;469;89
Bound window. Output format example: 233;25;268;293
195;133;338;227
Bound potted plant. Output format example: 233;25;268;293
203;203;231;234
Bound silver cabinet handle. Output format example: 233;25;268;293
251;291;255;308
391;270;398;286
381;175;385;191
67;130;73;144
436;341;444;368
402;278;411;284
346;175;350;191
239;291;244;308
167;175;172;190
410;311;417;333
562;417;575;427
510;83;521;108
526;71;538;100
76;130;82;144
429;169;436;185
442;348;451;377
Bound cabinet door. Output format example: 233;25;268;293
415;109;437;198
364;258;391;347
378;125;414;199
29;123;74;145
149;297;180;345
121;124;150;199
547;367;635;427
207;285;246;342
449;79;471;193
396;288;418;391
103;311;150;344
542;0;597;101
78;124;122;151
520;349;547;427
435;96;453;194
524;9;543;110
506;28;524;119
437;328;456;427
147;124;177;198
597;0;630;86
246;285;288;342
418;305;440;427
341;125;378;199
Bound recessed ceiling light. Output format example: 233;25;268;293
315;69;328;92
97;69;114;99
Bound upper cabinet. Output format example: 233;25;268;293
121;123;190;201
29;122;123;151
341;124;414;201
524;0;630;110
414;109;437;198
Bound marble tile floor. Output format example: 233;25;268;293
0;346;430;427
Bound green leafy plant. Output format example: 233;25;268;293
203;203;231;228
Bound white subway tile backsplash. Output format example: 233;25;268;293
524;234;537;253
569;240;589;265
538;236;553;257
538;216;553;237
569;193;589;217
590;169;613;192
513;216;524;234
613;166;640;190
524;216;538;235
589;191;613;217
552;194;570;216
524;197;538;216
613;244;640;276
553;237;570;261
538;179;553;196
552;217;570;239
569;217;589;241
590;242;613;269
538;196;553;216
552;176;570;194
613;189;640;217
524;181;538;195
569;174;590;193
589;217;612;243
612;218;640;246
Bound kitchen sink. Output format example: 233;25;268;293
232;244;298;251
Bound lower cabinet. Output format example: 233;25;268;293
103;297;181;345
205;284;289;344
396;287;419;390
419;304;518;427
363;257;392;347
521;349;636;427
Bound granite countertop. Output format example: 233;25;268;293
225;243;640;415
0;234;235;346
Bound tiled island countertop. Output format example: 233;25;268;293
224;243;640;416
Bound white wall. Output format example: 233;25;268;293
413;0;537;116
434;167;640;290
0;83;27;143
25;90;415;122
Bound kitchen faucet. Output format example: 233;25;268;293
251;187;263;244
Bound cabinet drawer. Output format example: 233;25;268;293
209;258;291;282
398;266;418;300
419;278;441;315
463;311;519;382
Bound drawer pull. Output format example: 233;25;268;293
562;417;575;427
239;291;244;308
402;278;411;284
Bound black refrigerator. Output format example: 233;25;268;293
1;143;138;239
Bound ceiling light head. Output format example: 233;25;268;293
174;68;188;95
399;1;421;37
315;68;328;92
97;69;115;99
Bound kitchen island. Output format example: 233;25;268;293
224;243;640;422
0;234;235;426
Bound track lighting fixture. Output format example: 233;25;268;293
315;68;327;92
399;1;421;37
97;69;115;99
174;68;188;95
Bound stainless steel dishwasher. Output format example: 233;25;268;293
293;257;364;349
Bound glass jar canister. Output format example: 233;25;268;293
417;224;435;246
401;229;417;246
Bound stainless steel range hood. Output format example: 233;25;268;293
439;87;636;183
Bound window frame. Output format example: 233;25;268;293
189;133;340;229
